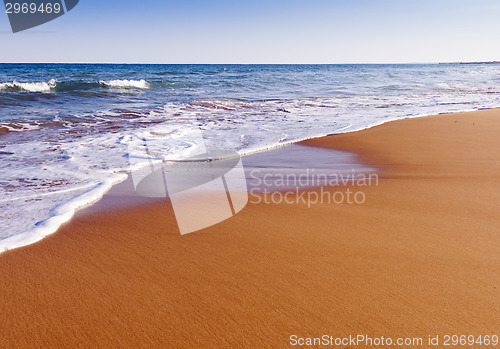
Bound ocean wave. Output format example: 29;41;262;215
0;79;57;92
0;122;40;132
0;79;151;93
99;79;150;89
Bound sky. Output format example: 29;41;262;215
1;0;500;63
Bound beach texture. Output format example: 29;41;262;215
1;109;499;348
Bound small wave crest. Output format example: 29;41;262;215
99;79;150;89
0;123;33;133
0;79;56;92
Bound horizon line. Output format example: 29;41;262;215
1;61;499;65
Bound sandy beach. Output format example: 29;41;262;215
1;109;499;348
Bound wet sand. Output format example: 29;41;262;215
1;109;499;348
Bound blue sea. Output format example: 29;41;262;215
1;63;500;250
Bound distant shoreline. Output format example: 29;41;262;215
1;62;499;65
440;61;500;65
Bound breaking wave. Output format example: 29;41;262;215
0;79;57;92
0;79;151;93
99;79;150;89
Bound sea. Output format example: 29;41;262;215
1;63;500;251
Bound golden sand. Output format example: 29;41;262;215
1;109;499;348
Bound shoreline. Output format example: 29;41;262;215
1;106;496;254
0;109;499;347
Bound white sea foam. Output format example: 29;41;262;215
99;79;149;89
0;79;56;92
0;174;127;252
0;100;497;254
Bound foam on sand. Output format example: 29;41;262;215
0;173;127;252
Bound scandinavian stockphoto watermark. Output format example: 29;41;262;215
3;0;79;33
127;124;378;235
248;169;378;208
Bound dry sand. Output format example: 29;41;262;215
1;109;499;348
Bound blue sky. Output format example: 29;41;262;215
1;0;499;63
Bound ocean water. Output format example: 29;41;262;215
1;63;500;251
